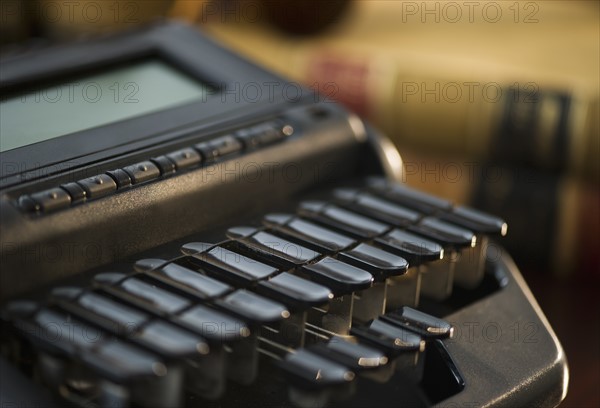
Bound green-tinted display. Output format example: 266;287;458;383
0;60;211;152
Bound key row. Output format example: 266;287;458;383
17;120;293;214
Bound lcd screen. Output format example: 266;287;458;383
0;60;212;152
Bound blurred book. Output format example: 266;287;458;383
199;1;599;183
399;149;600;278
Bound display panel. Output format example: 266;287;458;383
0;60;212;152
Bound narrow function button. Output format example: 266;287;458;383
376;229;443;265
148;262;233;300
188;244;278;285
60;182;87;204
367;177;453;214
280;349;355;389
177;304;250;342
257;272;333;310
298;201;389;238
338;243;409;281
215;289;289;324
236;122;285;148
409;217;476;249
195;135;242;161
150;156;176;176
334;188;421;227
30;187;71;213
301;257;373;296
382;307;454;340
77;174;117;199
105;168;132;188
226;227;321;267
123;161;161;184
440;205;508;236
263;214;356;253
311;339;388;371
17;195;40;213
166;147;202;170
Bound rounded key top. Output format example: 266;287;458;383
280;349;355;389
338;243;409;281
409;217;476;248
302;257;373;296
441;205;508;236
148;263;232;300
299;201;389;238
263;214;356;253
177;304;251;341
257;272;334;310
382;307;454;339
215;289;290;323
311;338;388;371
376;229;444;265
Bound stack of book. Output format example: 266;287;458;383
188;0;598;276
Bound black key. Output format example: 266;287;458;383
93;272;129;285
60;182;87;204
84;339;167;381
256;272;333;310
263;214;356;252
280;349;355;389
215;289;289;324
137;320;210;357
186;243;278;285
123;161;161;184
298;201;389;238
147;263;232;300
77;174;117;199
382;307;454;340
30;307;103;353
94;273;209;357
334;188;421;227
440;205;508;236
311;338;389;371
351;319;425;357
408;217;476;249
235;122;285;148
134;258;169;272
338;243;409;281
195;135;242;161
166;147;202;170
367;177;453;214
376;229;443;265
72;291;149;329
105;168;132;188
177;304;251;342
30;187;71;212
151;155;176;175
301;257;373;296
96;275;190;315
17;195;40;212
226;227;321;267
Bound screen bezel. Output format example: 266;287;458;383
0;23;294;185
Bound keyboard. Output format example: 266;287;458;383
1;177;567;407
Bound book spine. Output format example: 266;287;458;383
304;50;599;183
